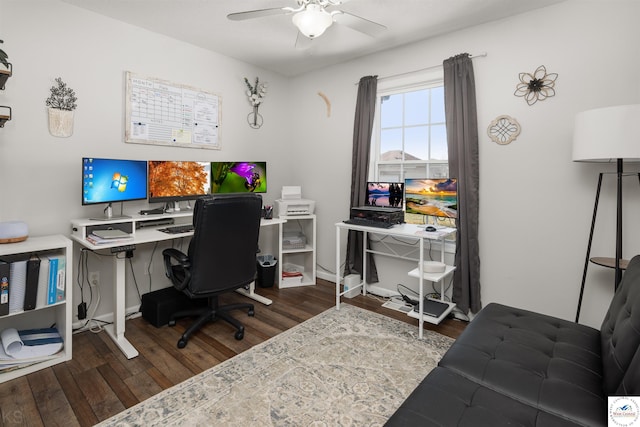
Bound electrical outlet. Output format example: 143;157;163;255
89;271;100;287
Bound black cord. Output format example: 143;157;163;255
396;283;419;306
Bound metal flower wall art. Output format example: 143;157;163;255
514;65;557;106
244;77;268;129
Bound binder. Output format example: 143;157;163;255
23;257;41;311
0;262;9;316
36;258;49;309
8;260;26;314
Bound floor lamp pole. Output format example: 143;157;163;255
576;173;603;323
615;158;623;290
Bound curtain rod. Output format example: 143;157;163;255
356;52;487;85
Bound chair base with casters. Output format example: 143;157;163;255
168;296;255;348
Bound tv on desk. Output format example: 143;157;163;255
82;157;148;212
148;160;211;204
404;178;458;219
211;161;267;193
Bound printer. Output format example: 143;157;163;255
275;186;316;217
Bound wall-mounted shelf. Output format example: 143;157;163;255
0;63;12;90
0;106;11;127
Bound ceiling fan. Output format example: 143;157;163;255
227;0;386;42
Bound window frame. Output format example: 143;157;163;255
369;68;447;183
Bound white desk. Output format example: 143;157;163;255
335;222;456;338
70;213;285;359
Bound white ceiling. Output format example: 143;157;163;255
61;0;566;77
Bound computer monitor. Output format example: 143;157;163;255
148;160;211;205
82;157;148;218
365;182;404;208
404;178;458;219
210;161;267;193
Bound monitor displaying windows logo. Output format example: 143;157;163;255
111;172;129;192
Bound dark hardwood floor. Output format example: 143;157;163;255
0;279;466;426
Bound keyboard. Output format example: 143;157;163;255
160;224;194;234
343;218;394;229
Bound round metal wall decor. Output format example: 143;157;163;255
488;115;521;145
514;65;557;106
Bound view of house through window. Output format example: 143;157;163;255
372;82;448;183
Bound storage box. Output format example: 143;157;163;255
141;286;206;327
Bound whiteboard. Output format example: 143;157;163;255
125;72;221;149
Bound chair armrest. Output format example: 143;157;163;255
162;248;191;290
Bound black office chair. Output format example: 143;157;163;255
162;193;262;348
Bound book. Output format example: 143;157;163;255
23;256;41;311
86;233;133;245
92;229;130;239
46;254;65;305
0;262;8;316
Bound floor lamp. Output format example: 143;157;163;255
573;104;640;323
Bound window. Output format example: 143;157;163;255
370;77;448;183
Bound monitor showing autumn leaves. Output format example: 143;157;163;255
148;161;212;204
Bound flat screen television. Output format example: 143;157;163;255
365;182;404;208
404;178;458;219
210;161;267;193
82;157;148;208
148;160;211;204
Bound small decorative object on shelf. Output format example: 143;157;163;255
244;77;268;129
487;115;521;145
0;39;11;91
514;65;557;106
45;77;77;138
0;106;10;128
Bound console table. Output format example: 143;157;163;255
335;222;456;338
70;212;285;359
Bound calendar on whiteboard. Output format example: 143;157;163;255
125;72;221;150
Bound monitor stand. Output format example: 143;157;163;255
90;203;131;221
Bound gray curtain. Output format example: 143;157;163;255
344;75;379;283
443;54;481;314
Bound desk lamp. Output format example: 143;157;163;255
573;104;640;322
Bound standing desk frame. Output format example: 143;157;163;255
71;215;285;359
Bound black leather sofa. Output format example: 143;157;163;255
386;255;640;427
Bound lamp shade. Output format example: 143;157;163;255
292;4;333;38
572;104;640;162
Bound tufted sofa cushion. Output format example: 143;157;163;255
600;255;640;395
386;367;586;427
437;303;605;426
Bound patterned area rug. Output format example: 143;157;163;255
98;304;453;426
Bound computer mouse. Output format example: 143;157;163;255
425;226;437;232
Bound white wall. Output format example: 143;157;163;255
289;0;640;328
0;0;291;322
1;0;639;330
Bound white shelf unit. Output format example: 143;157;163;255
278;214;316;288
0;235;73;383
407;265;456;325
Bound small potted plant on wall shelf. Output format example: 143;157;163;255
0;40;12;90
46;77;77;138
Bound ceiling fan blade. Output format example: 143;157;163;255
227;7;294;21
333;11;386;37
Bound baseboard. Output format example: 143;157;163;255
316;271;398;298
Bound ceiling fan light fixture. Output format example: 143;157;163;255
292;4;333;39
